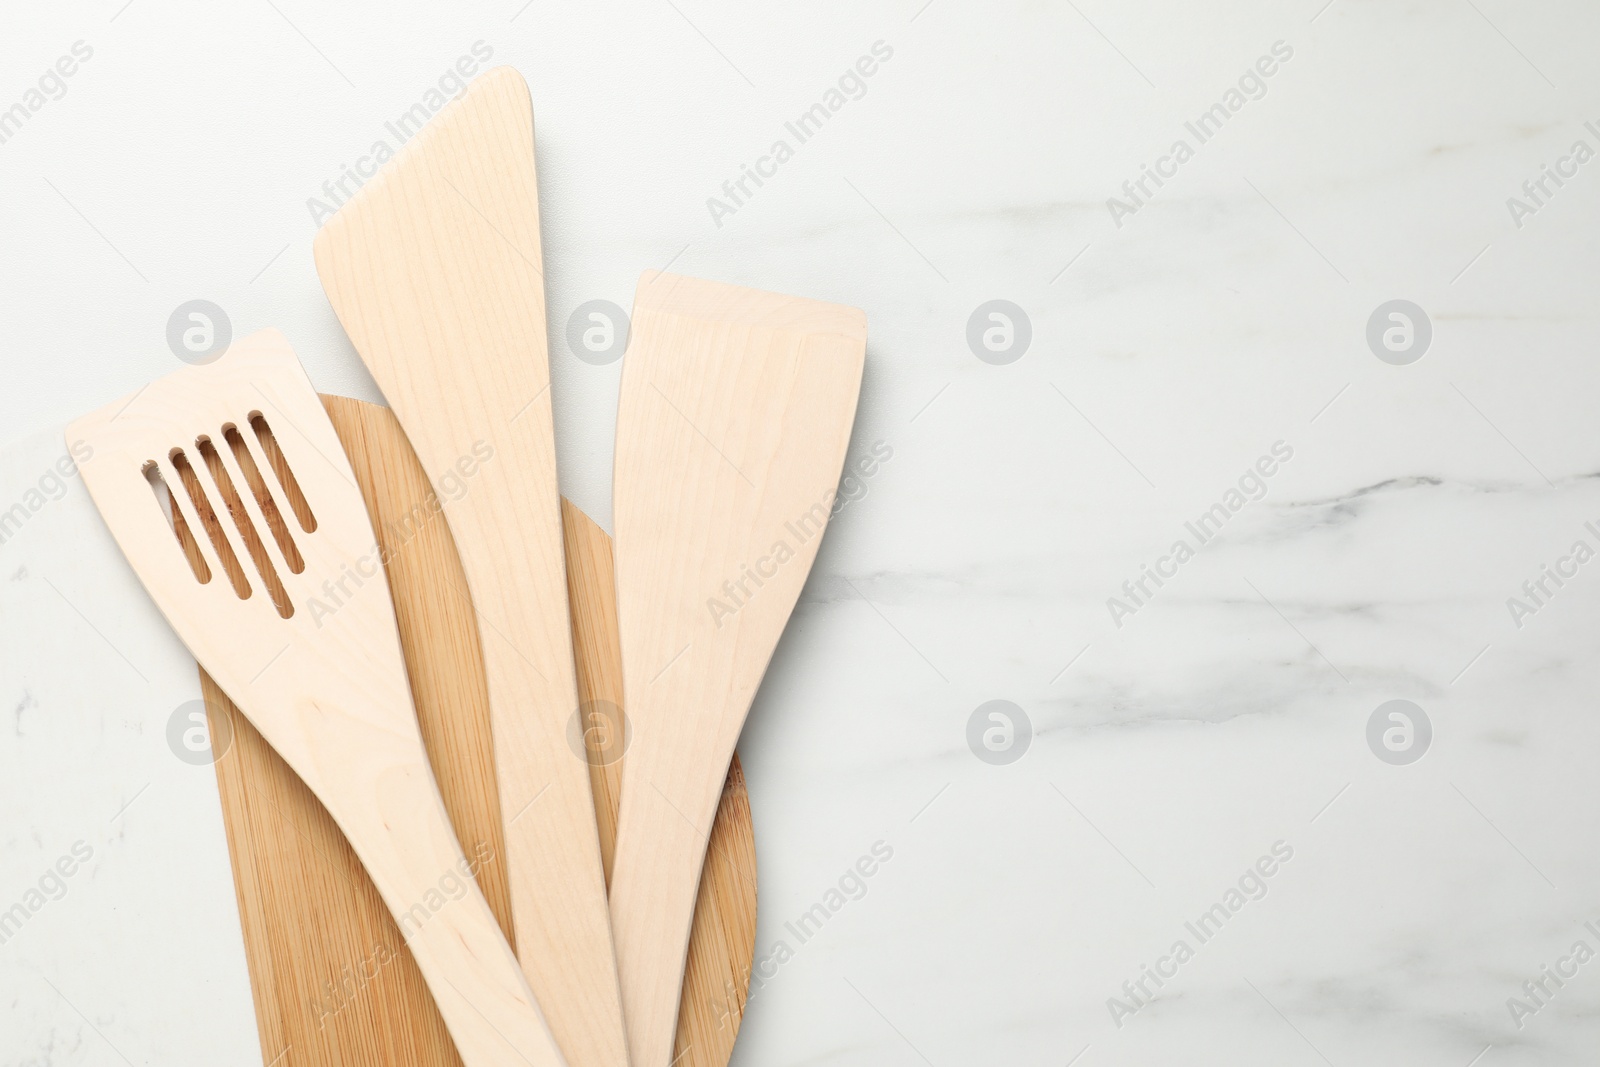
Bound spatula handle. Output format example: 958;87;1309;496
609;764;729;1067
312;66;630;1067
332;742;566;1067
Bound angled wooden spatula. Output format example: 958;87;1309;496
313;66;627;1067
67;330;564;1067
608;272;866;1067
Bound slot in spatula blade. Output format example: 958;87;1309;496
67;330;566;1067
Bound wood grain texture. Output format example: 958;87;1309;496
203;396;755;1067
609;272;866;1067
312;65;623;1067
68;332;561;1067
561;500;758;1067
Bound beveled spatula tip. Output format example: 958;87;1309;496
634;270;867;341
311;65;536;253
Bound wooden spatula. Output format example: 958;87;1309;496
66;329;564;1067
608;271;866;1067
312;66;627;1067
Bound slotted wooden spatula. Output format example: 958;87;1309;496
312;65;626;1067
66;329;565;1067
609;271;866;1067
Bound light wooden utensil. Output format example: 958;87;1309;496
67;330;563;1067
200;395;757;1067
313;66;626;1067
609;271;866;1067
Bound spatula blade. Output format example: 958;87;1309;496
67;330;566;1067
313;66;628;1067
609;271;866;1067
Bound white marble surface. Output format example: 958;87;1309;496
4;1;1600;1064
0;429;261;1065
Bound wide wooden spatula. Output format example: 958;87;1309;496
314;67;627;1067
609;272;866;1067
67;330;565;1067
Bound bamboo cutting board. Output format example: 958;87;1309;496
198;396;755;1067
